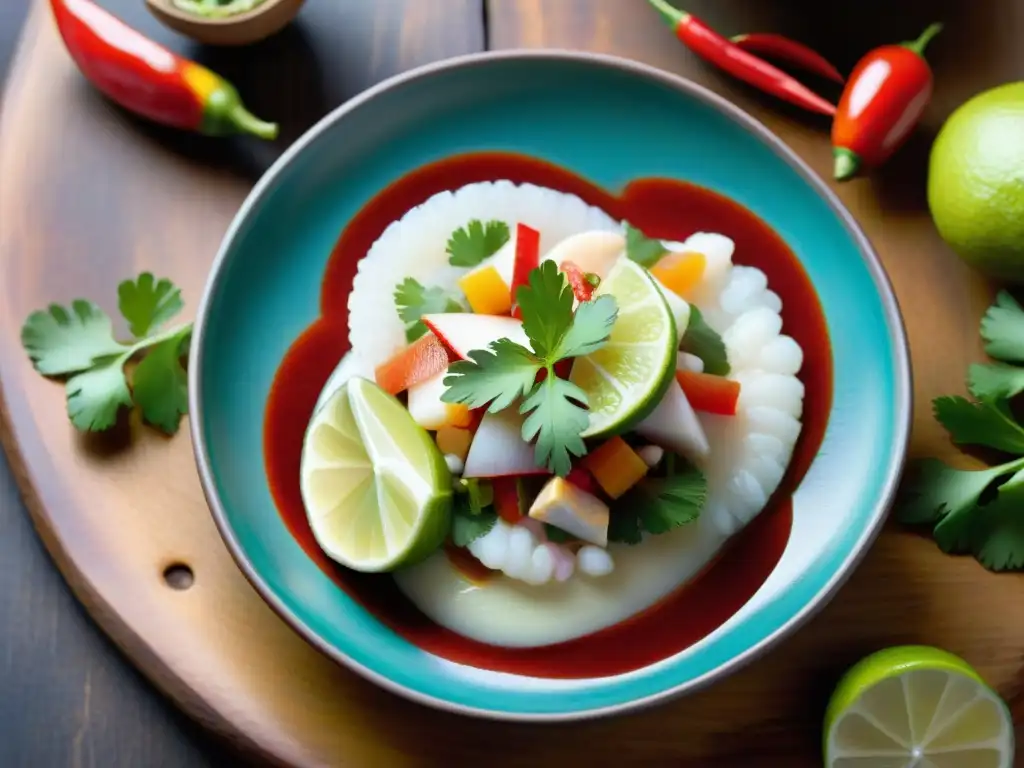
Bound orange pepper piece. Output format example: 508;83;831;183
651;251;706;297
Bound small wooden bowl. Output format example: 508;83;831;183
145;0;305;47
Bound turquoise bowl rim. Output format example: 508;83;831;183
189;49;913;722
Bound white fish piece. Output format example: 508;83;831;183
758;335;804;376
444;454;465;475
736;373;805;419
529;477;610;547
723;307;783;370
719;266;769;316
745;453;787;497
504;526;536;580
470;520;511;570
636;378;710;460
544;230;625;279
637;444;665;469
528;544;556;585
577;546;615;577
744;433;786;463
677;351;705;373
746;406;803;449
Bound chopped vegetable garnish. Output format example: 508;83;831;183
897;289;1024;570
446;219;510;267
680;305;730;376
442;261;618;476
492;477;523;523
651;250;706;297
510;223;540;319
608;460;707;544
450;478;497;547
623;221;668;267
457;265;513;315
20;272;192;433
436;426;472;460
374;332;450;395
560;260;596;302
676;369;741;415
528;476;610;546
581;436;650;499
394;278;464;342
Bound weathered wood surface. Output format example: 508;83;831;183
1;0;1023;765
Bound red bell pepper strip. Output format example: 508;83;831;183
831;23;942;181
50;0;277;139
492;477;524;523
647;0;836;117
676;370;741;415
374;333;451;395
730;33;845;84
566;467;601;498
510;223;541;320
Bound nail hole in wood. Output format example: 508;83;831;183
163;563;194;590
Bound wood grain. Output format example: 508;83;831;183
1;0;1023;766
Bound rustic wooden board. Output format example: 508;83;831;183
1;0;1023;765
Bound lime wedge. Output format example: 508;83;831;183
824;646;1014;768
299;376;452;572
571;258;676;438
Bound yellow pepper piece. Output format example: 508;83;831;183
458;266;512;315
436;426;472;461
651;251;706;298
581;436;650;499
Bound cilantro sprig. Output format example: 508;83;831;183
450;478;497;547
897;290;1024;570
441;260;618;476
394;278;464;342
608;459;707;544
446;219;510;267
21;273;192;434
624;221;668;267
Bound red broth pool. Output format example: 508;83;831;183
264;151;832;679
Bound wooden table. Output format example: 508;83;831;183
1;1;1022;766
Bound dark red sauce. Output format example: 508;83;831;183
263;152;832;679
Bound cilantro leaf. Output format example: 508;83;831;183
934;396;1024;454
516;260;575;359
520;376;589;477
681;306;730;376
969;468;1024;571
980;290;1024;363
394;278;464;342
66;356;133;431
118;272;183;338
609;461;706;543
132;329;191;434
451;506;497;547
968;362;1024;403
896;457;1014;526
442;339;540;412
624;221;668;267
555;295;618;359
21;273;193;434
446;220;510;267
21;300;126;375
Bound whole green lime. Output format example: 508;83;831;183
927;81;1024;282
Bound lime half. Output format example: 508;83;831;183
824;646;1014;768
571;257;676;438
299;376;452;572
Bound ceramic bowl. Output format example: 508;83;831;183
190;51;911;721
145;0;304;46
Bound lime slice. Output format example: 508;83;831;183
571;257;676;437
299;376;452;572
824;646;1014;768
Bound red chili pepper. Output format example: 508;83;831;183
50;0;277;139
831;23;942;181
510;223;541;320
559;260;596;302
647;0;835;117
730;33;845;84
